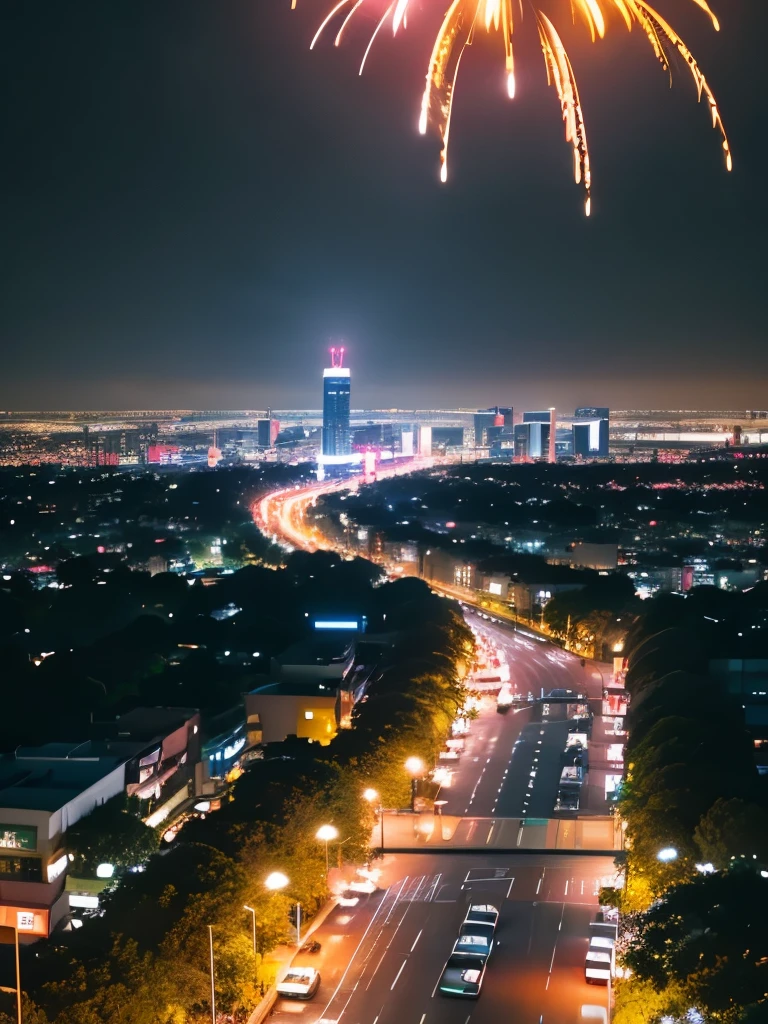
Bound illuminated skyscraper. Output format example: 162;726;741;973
573;407;610;458
322;348;351;457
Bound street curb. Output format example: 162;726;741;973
246;897;338;1024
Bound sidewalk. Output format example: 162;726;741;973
245;896;338;1024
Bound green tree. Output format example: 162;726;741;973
694;798;768;870
67;795;159;873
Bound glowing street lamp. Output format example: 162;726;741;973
364;788;384;850
405;757;426;813
265;871;289;891
316;825;339;874
657;847;678;863
243;872;290;955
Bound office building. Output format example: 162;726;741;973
573;407;610;458
474;406;513;446
518;412;552;460
257;418;280;448
322;348;351;457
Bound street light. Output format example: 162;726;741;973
243;905;257;955
405;757;425;813
265;871;289;892
657;847;678;862
316;824;339;874
364;787;384;850
243;872;290;958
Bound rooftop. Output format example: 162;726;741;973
0;755;125;813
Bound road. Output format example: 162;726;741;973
439;614;611;822
255;480;622;1022
269;852;616;1024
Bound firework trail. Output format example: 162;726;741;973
293;0;732;213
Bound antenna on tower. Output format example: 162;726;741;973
330;345;345;369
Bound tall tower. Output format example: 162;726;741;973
322;347;351;457
548;407;557;464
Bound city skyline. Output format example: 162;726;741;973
2;1;767;411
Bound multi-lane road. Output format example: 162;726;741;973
270;852;615;1024
439;614;610;821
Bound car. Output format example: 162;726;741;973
453;933;494;959
462;903;500;932
276;967;321;999
336;890;360;907
347;878;377;894
438;954;487;998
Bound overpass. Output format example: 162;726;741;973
377;812;623;855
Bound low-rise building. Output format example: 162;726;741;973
0;750;126;939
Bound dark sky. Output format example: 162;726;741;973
2;0;766;412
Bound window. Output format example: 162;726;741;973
304;711;314;720
0;855;43;882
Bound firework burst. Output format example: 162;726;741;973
292;0;732;214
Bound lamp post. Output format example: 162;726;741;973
243;904;257;955
363;787;384;851
208;924;216;1024
405;757;425;813
316;825;339;875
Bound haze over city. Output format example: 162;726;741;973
2;0;767;411
2;4;768;1024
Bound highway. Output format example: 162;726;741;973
270;852;615;1024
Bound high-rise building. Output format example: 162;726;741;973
322;348;351;457
257;418;280;448
519;412;551;460
573;407;610;458
474;406;513;445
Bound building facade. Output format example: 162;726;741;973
322;362;351;457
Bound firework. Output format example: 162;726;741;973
293;0;732;214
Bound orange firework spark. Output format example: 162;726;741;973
292;0;732;214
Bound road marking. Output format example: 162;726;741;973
317;879;398;1019
384;876;410;924
536;876;543;894
411;929;423;952
431;974;441;998
516;826;524;847
506;878;515;898
564;880;569;896
485;823;495;844
366;950;388;990
391;960;407;990
419;1016;426;1024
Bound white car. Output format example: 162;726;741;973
276;967;321;999
347;878;377;894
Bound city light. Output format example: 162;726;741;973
657;847;678;863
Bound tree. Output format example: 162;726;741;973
67;795;159;873
622;867;768;1023
695;798;768;870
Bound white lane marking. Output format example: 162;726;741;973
564;880;569;896
366;949;388;990
431;973;442;998
411;929;423;952
506;878;515;898
419;1016;426;1024
485;823;495;845
516;826;524;847
383;876;410;924
536;876;543;894
425;873;442;902
391;960;407;990
317;879;398;1018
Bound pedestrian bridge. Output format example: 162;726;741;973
377;813;623;854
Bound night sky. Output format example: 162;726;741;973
1;0;766;412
